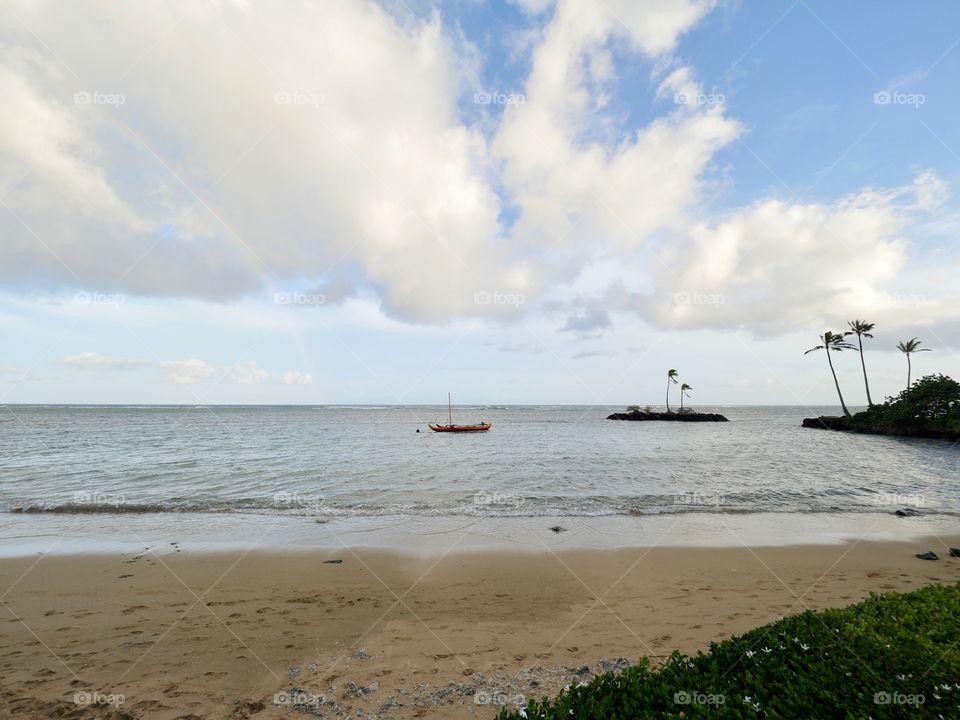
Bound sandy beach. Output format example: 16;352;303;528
2;537;959;719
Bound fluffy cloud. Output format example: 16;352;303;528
632;171;955;334
494;0;738;279
60;352;150;371
0;0;727;325
0;0;520;319
60;353;311;386
1;0;957;343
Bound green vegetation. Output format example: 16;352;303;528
679;383;692;413
497;583;960;719
841;373;960;439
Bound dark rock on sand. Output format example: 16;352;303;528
599;658;632;672
895;508;921;517
916;551;939;561
323;559;343;564
950;548;960;558
607;411;728;422
549;525;567;533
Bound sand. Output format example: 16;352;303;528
1;537;959;719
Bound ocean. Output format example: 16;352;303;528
1;404;957;554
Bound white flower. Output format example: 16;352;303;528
743;696;752;703
745;650;755;658
800;643;810;651
761;646;772;653
519;711;527;719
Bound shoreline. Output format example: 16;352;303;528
1;511;957;558
2;539;959;719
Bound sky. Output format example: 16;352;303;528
1;0;959;406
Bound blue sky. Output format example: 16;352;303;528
1;0;958;406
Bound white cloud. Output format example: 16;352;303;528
632;171;955;334
281;370;314;386
0;0;523;320
163;358;219;385
60;352;149;371
493;0;740;290
1;0;957;347
0;0;728;325
59;353;308;386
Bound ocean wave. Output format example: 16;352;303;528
6;502;956;518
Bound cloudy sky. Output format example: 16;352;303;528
1;0;959;406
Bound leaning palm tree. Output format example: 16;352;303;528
896;338;932;391
679;383;692;412
847;319;876;406
665;369;678;412
805;331;857;417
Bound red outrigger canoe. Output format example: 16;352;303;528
428;422;491;432
428;393;491;433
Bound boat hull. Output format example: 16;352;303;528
428;423;491;433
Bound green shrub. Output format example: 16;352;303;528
845;374;960;438
497;583;960;719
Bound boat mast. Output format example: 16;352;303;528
448;392;452;425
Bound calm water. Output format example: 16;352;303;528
1;405;957;519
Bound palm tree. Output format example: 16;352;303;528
805;331;857;417
665;369;678;412
896;338;932;391
679;383;692;412
847;319;876;406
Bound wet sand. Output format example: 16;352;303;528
1;537;959;718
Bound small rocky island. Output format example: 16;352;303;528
610;370;728;422
607;409;728;422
